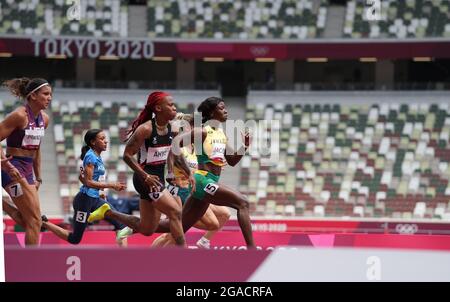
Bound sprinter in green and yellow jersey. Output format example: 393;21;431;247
152;113;230;249
157;97;255;248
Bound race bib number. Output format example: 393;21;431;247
211;143;226;161
76;211;88;223
22;128;44;148
187;160;198;170
8;183;23;197
204;183;219;195
167;185;179;196
146;146;170;164
149;192;162;201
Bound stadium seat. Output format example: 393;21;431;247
0;0;128;37
147;0;329;39
344;0;450;38
240;102;450;218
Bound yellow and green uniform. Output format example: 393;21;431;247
173;147;198;188
191;125;227;200
168;146;197;203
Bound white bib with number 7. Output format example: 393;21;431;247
8;183;23;197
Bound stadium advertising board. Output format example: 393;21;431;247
1;36;450;60
0;36;154;59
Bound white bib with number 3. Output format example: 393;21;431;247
76;211;88;223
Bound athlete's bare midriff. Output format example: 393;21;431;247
6;146;37;158
198;162;222;177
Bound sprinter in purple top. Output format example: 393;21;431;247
0;77;51;246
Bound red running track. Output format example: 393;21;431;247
5;231;450;282
4;230;450;251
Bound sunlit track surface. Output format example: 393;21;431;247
5;246;271;282
5;244;450;282
5;230;450;251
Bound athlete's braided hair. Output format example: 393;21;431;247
125;91;170;141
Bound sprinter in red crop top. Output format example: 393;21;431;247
1;77;51;246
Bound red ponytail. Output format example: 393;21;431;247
125;91;170;141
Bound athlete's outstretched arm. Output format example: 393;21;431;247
170;149;196;191
0;113;25;181
224;130;251;166
0;145;20;179
0;109;26;142
33;148;42;190
83;163;125;191
172;150;190;177
166;149;175;181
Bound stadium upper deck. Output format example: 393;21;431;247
0;0;448;39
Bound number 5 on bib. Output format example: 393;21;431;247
204;183;219;195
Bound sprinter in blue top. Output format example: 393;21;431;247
80;147;106;198
42;129;126;244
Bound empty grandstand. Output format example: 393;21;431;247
1;0;450;283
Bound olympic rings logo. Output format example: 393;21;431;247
394;224;418;234
250;46;269;57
